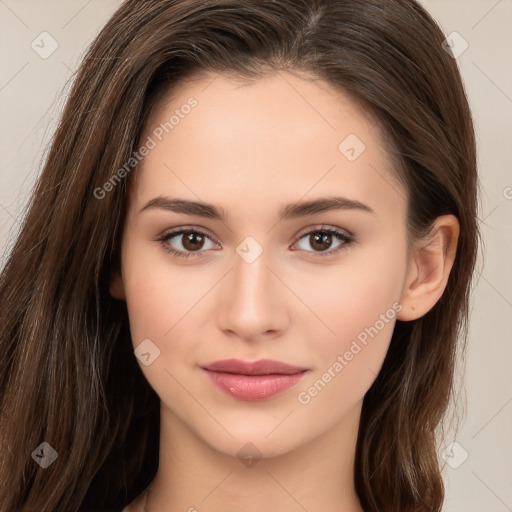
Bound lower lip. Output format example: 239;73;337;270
202;369;307;401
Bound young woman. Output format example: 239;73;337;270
0;1;479;511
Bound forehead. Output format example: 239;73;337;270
130;71;406;224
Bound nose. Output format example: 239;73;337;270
216;244;290;343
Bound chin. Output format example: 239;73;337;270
195;416;313;461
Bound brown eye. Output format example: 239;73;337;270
181;231;206;251
309;231;334;251
158;228;219;258
293;227;353;257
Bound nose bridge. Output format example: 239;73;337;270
217;237;287;338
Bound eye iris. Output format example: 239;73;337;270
310;232;332;251
182;231;205;251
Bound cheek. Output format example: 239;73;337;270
295;241;406;400
121;237;203;344
290;285;401;443
304;244;405;337
123;272;172;344
121;247;205;403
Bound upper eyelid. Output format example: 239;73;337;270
295;224;353;239
159;225;218;243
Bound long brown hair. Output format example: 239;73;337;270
0;1;479;510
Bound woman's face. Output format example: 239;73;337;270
114;70;412;457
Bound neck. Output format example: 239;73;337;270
144;401;365;512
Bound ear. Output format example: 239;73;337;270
110;268;126;300
397;214;459;321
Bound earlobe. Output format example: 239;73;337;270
397;215;459;321
109;269;126;300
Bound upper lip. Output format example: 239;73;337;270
201;359;308;376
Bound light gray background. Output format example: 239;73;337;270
0;1;511;510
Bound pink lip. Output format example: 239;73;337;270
201;359;309;401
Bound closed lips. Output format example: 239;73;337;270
201;359;309;401
201;358;308;375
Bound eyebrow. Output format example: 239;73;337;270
139;195;376;220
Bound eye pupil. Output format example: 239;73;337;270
182;232;205;251
310;232;332;251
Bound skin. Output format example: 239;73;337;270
111;70;459;512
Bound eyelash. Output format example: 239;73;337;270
156;225;354;259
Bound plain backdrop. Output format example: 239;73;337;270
0;1;511;510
